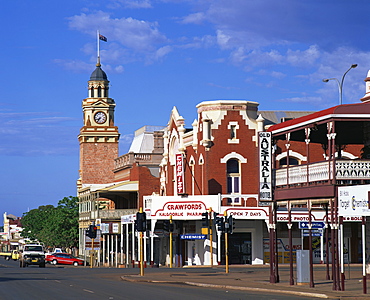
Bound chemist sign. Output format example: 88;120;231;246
338;185;370;217
259;132;272;201
176;153;185;195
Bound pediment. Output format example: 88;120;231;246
92;100;109;108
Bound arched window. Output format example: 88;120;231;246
98;86;102;97
279;157;299;167
90;87;94;98
227;159;240;204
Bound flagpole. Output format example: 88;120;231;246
97;30;100;63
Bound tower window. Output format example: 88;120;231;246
90;87;94;98
227;122;239;144
230;125;237;139
98;86;102;97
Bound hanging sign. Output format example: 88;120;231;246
176;153;185;194
259;132;272;201
338;185;370;216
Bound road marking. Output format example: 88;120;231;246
83;289;95;294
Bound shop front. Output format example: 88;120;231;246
143;195;269;266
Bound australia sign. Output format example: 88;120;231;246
259;132;272;201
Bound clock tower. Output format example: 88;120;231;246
78;59;120;186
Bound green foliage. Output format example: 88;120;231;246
21;196;79;249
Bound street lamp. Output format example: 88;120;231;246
322;64;358;105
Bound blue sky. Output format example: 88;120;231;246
1;0;369;217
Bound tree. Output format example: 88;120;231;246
21;196;79;249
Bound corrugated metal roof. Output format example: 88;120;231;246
128;125;165;153
258;110;316;126
267;102;370;133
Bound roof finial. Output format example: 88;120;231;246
96;56;101;67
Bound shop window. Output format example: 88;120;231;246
227;159;240;204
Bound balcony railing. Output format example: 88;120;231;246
275;159;370;187
98;209;138;219
79;209;138;221
114;152;163;171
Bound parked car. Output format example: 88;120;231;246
45;248;63;258
46;253;84;266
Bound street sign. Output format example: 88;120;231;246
298;221;325;229
302;229;322;237
180;234;206;240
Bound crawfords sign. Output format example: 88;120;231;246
147;195;220;220
259;132;272;201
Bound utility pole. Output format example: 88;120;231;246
209;207;213;266
224;211;229;274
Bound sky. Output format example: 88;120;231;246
1;0;370;218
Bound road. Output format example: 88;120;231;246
0;259;314;300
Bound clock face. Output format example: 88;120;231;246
94;112;107;124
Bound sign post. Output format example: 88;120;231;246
169;215;173;268
209;208;213;267
224;211;229;274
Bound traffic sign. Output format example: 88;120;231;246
299;221;325;229
302;229;322;237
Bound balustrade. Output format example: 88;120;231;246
114;152;162;170
275;160;370;187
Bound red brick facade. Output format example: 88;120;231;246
162;101;261;207
79;141;118;184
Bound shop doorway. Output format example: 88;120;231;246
222;232;252;264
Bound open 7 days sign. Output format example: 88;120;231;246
259;132;272;201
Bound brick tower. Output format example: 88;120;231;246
77;58;120;187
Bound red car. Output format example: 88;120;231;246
46;253;84;266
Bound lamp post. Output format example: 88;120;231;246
323;64;358;105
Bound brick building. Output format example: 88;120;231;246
77;61;164;265
266;72;370;287
144;101;312;266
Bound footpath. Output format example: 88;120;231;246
121;264;369;299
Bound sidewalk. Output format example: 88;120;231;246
121;264;369;299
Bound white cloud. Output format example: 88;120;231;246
256;70;286;79
0;111;79;156
68;11;170;63
180;12;206;25
64;1;369;109
53;59;93;73
155;46;173;60
286;45;320;67
110;0;152;9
